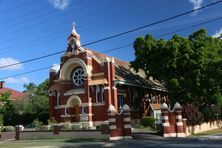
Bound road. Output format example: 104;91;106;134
1;133;222;148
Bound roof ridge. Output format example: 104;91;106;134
84;47;129;65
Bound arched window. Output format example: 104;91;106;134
55;90;60;106
95;85;105;103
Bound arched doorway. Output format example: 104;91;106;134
66;95;82;122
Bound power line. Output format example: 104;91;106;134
0;66;51;80
0;0;82;25
0;0;34;14
0;1;222;69
0;0;104;35
83;0;222;47
0;44;133;80
0;0;222;79
0;0;132;45
0;0;149;54
156;15;222;38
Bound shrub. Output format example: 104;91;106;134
38;112;49;125
22;113;37;126
47;117;57;125
200;106;213;122
2;126;15;132
71;123;82;130
33;119;43;130
141;116;156;129
81;122;89;130
62;121;72;130
0;114;3;126
182;103;204;125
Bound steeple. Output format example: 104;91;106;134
72;21;79;36
67;22;81;52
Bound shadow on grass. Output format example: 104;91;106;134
63;138;108;143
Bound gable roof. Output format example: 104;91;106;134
0;85;26;101
85;48;166;91
150;103;161;110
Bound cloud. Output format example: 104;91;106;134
189;0;203;15
49;0;70;10
4;77;29;84
0;57;23;70
212;28;222;38
51;64;60;73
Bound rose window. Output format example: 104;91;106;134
72;68;84;86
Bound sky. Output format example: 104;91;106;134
0;0;222;91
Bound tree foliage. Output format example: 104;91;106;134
131;29;222;106
24;79;49;114
0;79;49;126
0;91;11;102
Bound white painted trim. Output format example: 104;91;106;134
124;118;131;122
64;89;85;96
112;86;117;90
108;118;116;123
61;113;94;118
108;112;116;116
79;113;94;116
61;114;75;117
162;123;170;126
91;55;103;65
87;65;92;71
59;58;90;80
176;122;183;126
124;124;131;128
82;102;105;107
163;133;177;137
67;95;82;107
109;125;116;129
54;105;66;109
104;87;110;90
88;121;93;128
177;133;186;137
92;72;104;77
56;103;105;109
176;115;182;119
162;116;168;120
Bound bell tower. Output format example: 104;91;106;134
67;22;81;52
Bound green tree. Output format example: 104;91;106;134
131;29;222;107
0;91;11;102
23;79;49;124
24;79;49;113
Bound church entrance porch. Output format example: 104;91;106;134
66;95;81;122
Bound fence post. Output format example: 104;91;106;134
174;102;185;137
161;103;171;137
53;124;61;135
123;104;132;139
15;125;24;140
107;104;118;140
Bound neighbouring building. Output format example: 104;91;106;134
0;81;26;101
48;24;168;127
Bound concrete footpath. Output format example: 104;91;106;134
132;128;222;141
198;133;222;141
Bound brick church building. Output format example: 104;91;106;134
48;24;167;127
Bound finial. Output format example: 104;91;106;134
72;21;79;36
72;21;76;30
